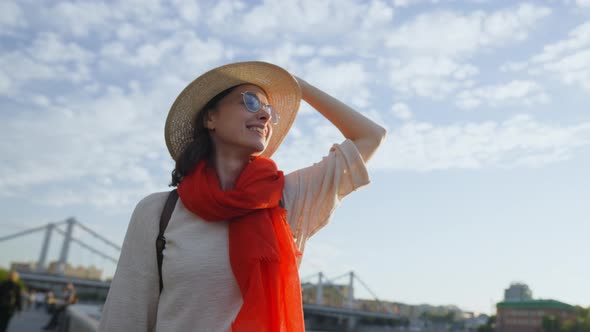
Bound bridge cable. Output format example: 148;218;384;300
73;220;122;251
53;227;119;264
0;221;66;243
353;273;395;315
325;271;350;283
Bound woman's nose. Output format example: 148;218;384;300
256;107;271;122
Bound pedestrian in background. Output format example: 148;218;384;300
45;291;56;314
42;283;77;330
27;289;35;310
35;290;46;311
0;271;22;332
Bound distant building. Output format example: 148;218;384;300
504;282;533;301
355;298;398;313
10;261;38;272
496;299;576;332
46;261;103;280
301;283;352;308
11;261;103;280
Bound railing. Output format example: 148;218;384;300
57;304;100;332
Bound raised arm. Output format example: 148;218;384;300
296;77;386;163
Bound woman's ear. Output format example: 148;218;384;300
204;110;216;130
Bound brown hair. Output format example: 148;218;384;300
169;85;239;187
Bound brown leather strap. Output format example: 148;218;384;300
156;189;178;293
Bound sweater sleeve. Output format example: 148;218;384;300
98;192;167;332
283;139;370;256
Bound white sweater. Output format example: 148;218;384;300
99;140;370;332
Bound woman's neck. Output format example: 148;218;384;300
212;152;251;190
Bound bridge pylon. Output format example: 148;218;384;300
56;217;75;275
316;272;324;305
36;223;55;272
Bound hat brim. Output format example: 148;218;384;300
165;61;301;161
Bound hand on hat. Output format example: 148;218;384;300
290;75;386;163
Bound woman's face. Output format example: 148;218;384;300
206;84;273;157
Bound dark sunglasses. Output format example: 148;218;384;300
241;91;280;125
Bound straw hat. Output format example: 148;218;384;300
165;61;302;161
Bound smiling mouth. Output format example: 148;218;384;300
248;126;266;137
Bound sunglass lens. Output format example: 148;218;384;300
242;92;279;125
243;92;260;113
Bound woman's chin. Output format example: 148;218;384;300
249;142;267;156
250;147;266;156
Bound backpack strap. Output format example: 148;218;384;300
156;189;178;293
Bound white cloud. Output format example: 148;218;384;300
576;0;590;7
259;42;316;69
31;33;95;64
0;1;27;34
531;22;590;63
275;113;590;175
371;115;590;171
300;60;372;109
177;36;229;78
46;1;114;37
0;52;90;97
171;0;200;22
33;1;186;41
456;80;549;110
388;57;478;98
206;0;394;52
207;0;246;32
383;4;550;101
531;22;590;91
99;30;227;77
386;4;551;57
318;46;342;57
0;33;95;97
133;43;171;67
391;102;413;120
542;49;590;91
502;21;590;92
392;0;411;6
115;23;143;41
0;81;176;209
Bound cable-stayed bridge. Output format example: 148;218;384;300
1;218;402;331
1;217;119;275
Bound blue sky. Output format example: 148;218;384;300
1;0;589;314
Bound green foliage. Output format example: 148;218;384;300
477;315;495;332
0;267;27;290
542;315;562;332
541;308;590;332
560;306;590;332
0;268;7;280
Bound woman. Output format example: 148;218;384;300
99;61;385;331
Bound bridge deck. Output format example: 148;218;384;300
7;308;50;332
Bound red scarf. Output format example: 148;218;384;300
177;157;304;332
